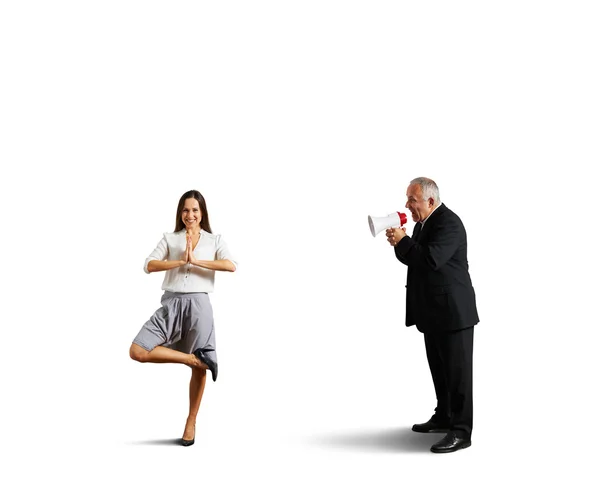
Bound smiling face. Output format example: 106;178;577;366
405;183;435;222
181;198;202;230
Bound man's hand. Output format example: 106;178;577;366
386;227;406;246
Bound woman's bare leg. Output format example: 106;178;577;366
183;367;207;440
129;343;205;368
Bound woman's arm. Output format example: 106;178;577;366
146;235;189;273
147;259;186;273
190;258;236;272
186;235;236;272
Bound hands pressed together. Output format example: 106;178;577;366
183;233;197;264
179;231;236;272
386;227;407;247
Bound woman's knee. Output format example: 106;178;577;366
130;343;149;362
191;366;207;378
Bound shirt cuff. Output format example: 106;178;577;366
143;257;155;274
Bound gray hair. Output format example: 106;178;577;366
410;177;441;204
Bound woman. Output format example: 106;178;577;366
129;190;236;446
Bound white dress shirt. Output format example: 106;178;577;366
144;229;237;293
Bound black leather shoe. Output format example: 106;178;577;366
193;348;218;382
412;416;450;433
430;432;471;453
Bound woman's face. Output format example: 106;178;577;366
181;198;202;230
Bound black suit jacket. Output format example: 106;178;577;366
394;203;479;334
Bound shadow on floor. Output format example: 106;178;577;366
307;427;446;454
127;438;181;446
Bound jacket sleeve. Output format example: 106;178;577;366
394;244;409;265
394;217;461;271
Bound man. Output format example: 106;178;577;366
386;177;479;453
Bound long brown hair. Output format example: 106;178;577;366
174;190;212;233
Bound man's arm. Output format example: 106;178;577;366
394;245;409;265
394;218;461;271
387;227;410;265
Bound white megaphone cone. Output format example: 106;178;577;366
368;212;408;237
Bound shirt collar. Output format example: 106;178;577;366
178;228;205;235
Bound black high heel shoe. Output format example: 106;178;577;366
193;347;218;382
181;425;195;447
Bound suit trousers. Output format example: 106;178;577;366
424;326;474;438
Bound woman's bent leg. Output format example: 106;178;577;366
129;343;205;368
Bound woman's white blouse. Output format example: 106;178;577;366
144;229;237;293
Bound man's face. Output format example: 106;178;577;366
405;184;434;222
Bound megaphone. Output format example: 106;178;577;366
368;212;407;237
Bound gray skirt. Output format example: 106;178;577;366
133;291;217;364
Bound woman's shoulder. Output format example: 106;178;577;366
201;230;231;246
201;229;220;240
163;230;186;241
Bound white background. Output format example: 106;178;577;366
1;1;599;477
